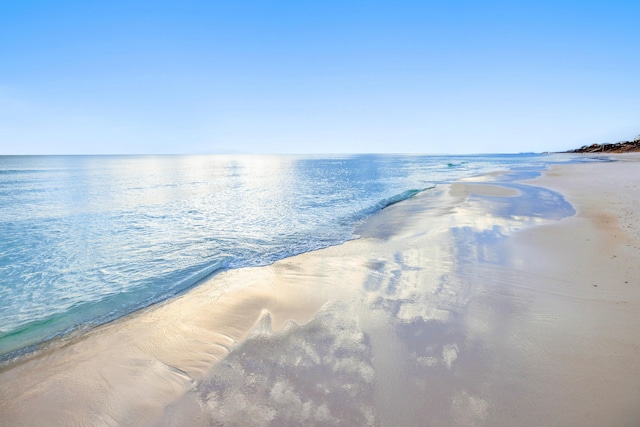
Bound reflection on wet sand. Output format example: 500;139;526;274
160;175;578;426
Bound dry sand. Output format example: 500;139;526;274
1;155;639;426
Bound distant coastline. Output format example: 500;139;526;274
566;134;640;153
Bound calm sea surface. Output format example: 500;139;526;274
0;154;577;359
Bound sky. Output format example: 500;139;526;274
0;0;638;155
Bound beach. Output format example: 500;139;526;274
1;155;639;426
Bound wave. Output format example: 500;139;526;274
0;258;230;362
0;169;44;175
358;187;433;218
378;188;428;208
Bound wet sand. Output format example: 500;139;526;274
1;155;640;426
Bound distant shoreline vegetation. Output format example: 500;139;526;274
567;135;640;153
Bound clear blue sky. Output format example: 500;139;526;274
1;0;638;154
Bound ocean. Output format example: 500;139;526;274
0;153;578;360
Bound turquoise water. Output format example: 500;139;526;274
0;153;577;359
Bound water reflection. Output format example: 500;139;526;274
167;174;575;426
194;305;377;426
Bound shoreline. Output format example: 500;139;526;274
2;155;639;426
0;180;434;365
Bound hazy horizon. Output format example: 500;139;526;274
1;1;638;155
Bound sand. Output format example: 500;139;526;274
1;155;639;426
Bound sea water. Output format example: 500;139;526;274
0;153;577;359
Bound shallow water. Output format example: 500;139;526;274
0;153;577;358
161;169;578;426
